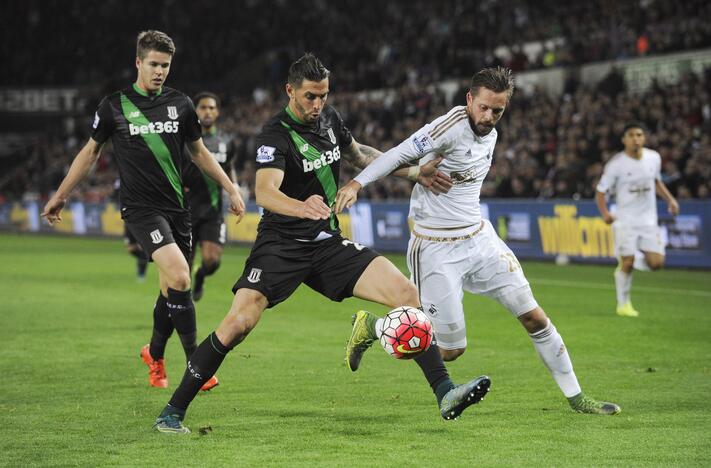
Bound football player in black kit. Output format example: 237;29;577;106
153;53;488;434
42;31;245;391
183;92;237;302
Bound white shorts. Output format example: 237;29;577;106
407;219;538;350
613;223;665;257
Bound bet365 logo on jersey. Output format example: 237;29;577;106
303;146;340;172
129;121;180;135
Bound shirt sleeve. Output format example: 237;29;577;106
331;107;353;147
654;152;662;181
596;161;616;194
254;126;289;171
183;98;202;142
353;121;451;187
90;97;114;144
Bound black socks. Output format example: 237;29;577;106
169;332;230;410
149;293;174;360
166;288;198;360
414;343;455;405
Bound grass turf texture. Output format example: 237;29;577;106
1;233;710;467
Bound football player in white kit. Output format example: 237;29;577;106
595;123;679;317
336;67;620;415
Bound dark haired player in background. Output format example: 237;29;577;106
42;30;245;391
183;92;237;302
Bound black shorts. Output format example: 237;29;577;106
232;231;380;308
123;225;139;246
123;208;192;261
192;216;226;246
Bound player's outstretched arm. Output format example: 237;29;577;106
342;138;452;195
255;168;330;220
594;190;615;224
41;138;103;225
187;138;245;222
655;179;679;216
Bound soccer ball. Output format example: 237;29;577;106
379;306;433;359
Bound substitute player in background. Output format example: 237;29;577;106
337;67;620;415
595;123;679;317
152;53;487;434
183;92;237;301
42;30;245;391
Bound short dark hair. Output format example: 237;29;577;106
193;91;221;108
622;122;646;136
136;30;175;59
470;67;515;100
288;53;330;87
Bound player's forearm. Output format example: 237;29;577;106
594;191;610;217
54;142;101;199
193;151;238;196
354;139;418;187
347;143;382;170
255;186;304;217
655;180;675;204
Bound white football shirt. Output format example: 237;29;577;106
354;106;497;228
596;148;662;227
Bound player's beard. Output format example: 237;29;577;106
470;116;494;136
295;100;319;125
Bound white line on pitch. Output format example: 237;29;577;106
528;278;711;298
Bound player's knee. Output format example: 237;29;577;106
395;280;420;308
620;257;634;272
440;347;466;362
168;271;191;291
648;257;664;270
518;307;548;333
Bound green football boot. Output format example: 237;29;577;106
568;393;621;415
346;310;378;372
153;406;191;434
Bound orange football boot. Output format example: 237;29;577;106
201;375;219;391
140;344;168;388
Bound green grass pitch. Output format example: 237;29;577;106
1;233;710;467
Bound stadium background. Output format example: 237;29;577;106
1;2;711;466
1;0;710;266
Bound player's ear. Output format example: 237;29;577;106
285;83;294;99
135;56;141;70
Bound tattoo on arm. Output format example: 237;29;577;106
343;140;382;169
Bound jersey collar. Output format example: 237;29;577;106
284;105;320;130
133;82;163;97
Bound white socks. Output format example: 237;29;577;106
614;269;632;306
529;320;581;398
375;318;384;339
633;251;650;271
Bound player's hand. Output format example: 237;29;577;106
602;212;615;224
418;155;452;195
334;180;361;213
299;195;332;220
228;190;246;224
668;199;680;216
41;196;66;225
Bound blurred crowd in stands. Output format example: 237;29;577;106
3;66;710;204
2;0;711;203
3;0;711;92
